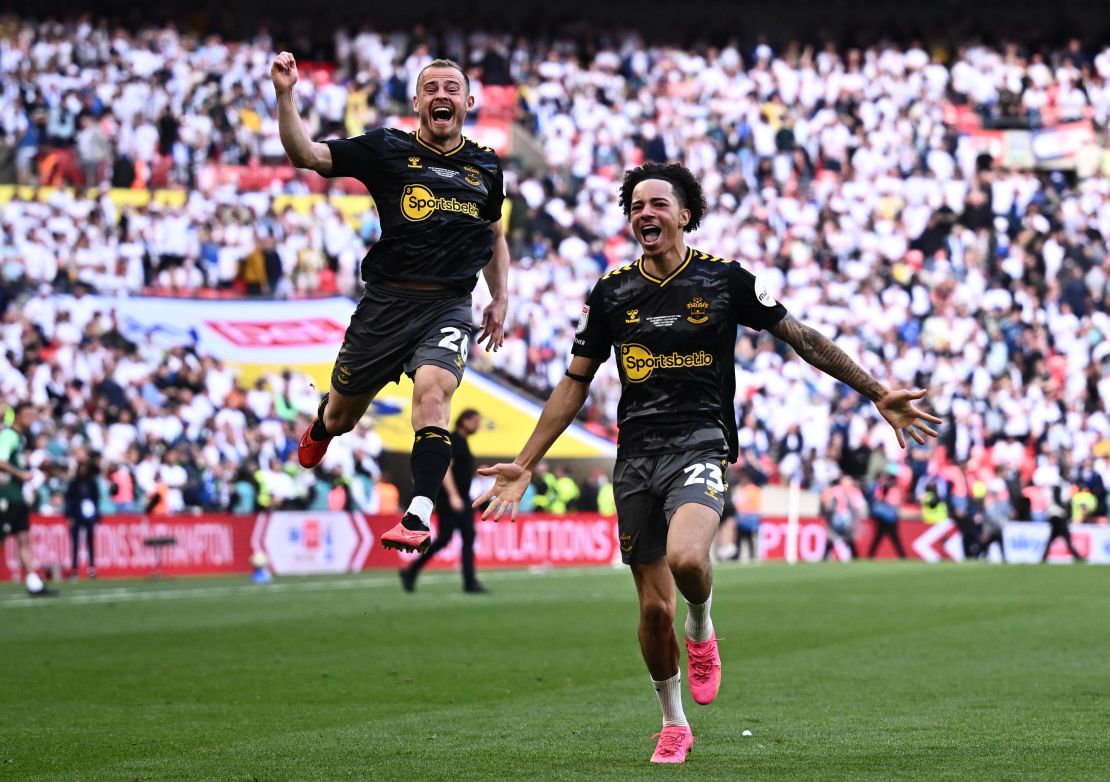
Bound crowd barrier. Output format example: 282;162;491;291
4;513;1106;580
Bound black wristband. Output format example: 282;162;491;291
564;370;595;383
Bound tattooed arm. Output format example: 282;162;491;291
770;314;885;401
769;314;942;448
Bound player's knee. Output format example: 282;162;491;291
640;598;675;632
667;548;708;579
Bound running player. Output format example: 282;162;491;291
270;53;508;553
474;162;941;763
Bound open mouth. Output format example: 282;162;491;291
431;105;453;123
640;225;662;242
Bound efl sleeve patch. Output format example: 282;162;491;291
754;275;778;307
575;304;590;334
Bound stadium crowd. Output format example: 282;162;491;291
2;16;1110;530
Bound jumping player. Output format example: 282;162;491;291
271;53;508;553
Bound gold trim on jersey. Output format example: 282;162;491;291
692;249;729;263
413;130;466;157
601;261;637;281
636;247;694;286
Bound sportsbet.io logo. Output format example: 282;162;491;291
401;184;480;222
620;343;713;383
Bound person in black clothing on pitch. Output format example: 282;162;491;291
64;456;102;578
1042;483;1086;563
401;409;488;593
271;52;509;556
474;162;942;763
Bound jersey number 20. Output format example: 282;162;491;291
438;327;470;362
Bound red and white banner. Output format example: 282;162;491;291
2;512;619;580
95;295;351;365
253;511;620;573
759;516;1110;563
361;513;620;570
1;514;255;579
963;121;1095;170
8;512;1103;580
759;517;967;562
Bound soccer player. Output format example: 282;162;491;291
0;402;55;596
474;162;942;763
270;53;508;553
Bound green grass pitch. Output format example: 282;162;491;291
2;562;1109;781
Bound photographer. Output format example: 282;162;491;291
821;474;865;560
868;466;907;559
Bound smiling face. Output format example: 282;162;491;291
413;65;473;148
628;178;690;258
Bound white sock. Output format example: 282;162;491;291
26;572;44;593
684;590;714;643
406;496;434;526
652;671;687;727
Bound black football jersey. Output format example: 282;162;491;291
572;248;788;461
325;128;505;291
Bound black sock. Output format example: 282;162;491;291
310;419;330;441
310;394;331;442
410;426;452;502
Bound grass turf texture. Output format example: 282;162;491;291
2;562;1108;781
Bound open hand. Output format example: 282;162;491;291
876;388;943;448
476;296;507;351
473;462;531;521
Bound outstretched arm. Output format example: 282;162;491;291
271;51;333;175
769;314;942;448
474;355;602;519
477;219;509;351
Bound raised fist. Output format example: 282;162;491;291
271;51;299;94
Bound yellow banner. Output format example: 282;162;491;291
0;187;372;227
234;361;615;460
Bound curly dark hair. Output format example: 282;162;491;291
618;162;707;232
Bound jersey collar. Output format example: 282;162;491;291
413;130;466;157
636;247;694;286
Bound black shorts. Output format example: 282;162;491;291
331;285;474;396
0;500;30;538
612;450;729;565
